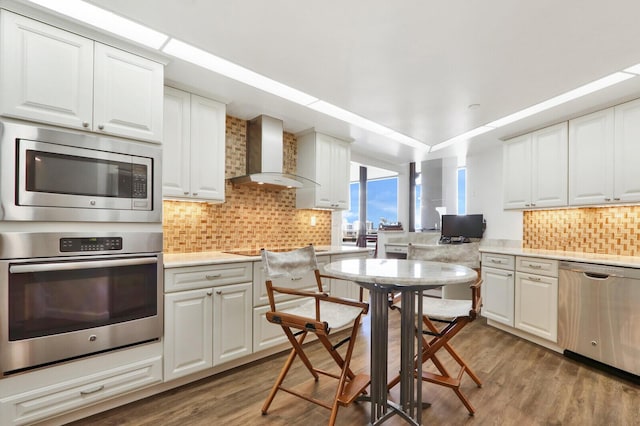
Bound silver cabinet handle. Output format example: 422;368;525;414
604;197;611;201
80;385;104;395
82;121;89;128
206;290;213;296
98;124;105;130
614;197;621;201
528;276;541;281
528;264;542;269
216;290;222;295
193;192;198;196
490;259;503;264
205;273;222;280
184;191;190;195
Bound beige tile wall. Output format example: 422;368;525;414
163;115;331;253
523;206;640;256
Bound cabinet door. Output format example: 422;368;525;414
515;272;558;342
190;95;226;201
613;98;640;203
314;134;335;208
0;10;93;130
481;266;514;326
330;138;351;209
568;109;614;205
164;289;213;381
531;122;568;208
162;87;191;197
503;134;532;209
93;43;163;143
329;253;365;301
213;282;252;365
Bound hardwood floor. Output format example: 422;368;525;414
70;314;639;426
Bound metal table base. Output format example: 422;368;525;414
360;283;425;426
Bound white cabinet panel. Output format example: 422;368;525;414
613;98;640;203
163;289;213;381
162;87;191;197
481;266;515;326
0;10;93;129
328;252;368;300
213;282;252;365
190;94;226;201
253;298;310;352
296;132;351;210
504;122;567;209
162;87;226;202
515;272;558;342
568;109;615;205
93;43;163;142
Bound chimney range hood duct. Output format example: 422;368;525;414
230;115;318;190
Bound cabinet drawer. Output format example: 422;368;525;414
0;356;162;426
481;253;515;270
165;262;253;292
516;256;558;277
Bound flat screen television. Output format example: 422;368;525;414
441;214;484;238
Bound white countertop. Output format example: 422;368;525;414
163;245;372;268
479;245;640;268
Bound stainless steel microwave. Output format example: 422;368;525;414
0;120;162;222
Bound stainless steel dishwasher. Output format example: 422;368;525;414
558;261;640;378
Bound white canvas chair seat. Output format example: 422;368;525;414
260;245;370;426
388;243;483;416
394;296;473;321
282;299;365;331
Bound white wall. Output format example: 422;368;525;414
466;144;523;240
442;156;458;216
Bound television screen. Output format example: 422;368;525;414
441;214;484;238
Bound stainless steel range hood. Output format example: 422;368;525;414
229;115;318;190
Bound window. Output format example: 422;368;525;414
457;167;466;214
367;177;398;229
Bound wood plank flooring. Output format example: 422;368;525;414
69;314;639;426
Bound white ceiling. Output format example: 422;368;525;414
43;1;640;167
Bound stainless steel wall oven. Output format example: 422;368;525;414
0;120;162;222
0;232;163;376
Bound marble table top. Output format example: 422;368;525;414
324;258;478;290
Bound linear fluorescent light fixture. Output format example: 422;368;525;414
163;38;319;106
26;0;169;49
624;64;640;75
432;71;637;152
430;126;494;152
486;72;634;128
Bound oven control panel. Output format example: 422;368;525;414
60;237;123;252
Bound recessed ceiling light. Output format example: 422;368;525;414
26;0;169;49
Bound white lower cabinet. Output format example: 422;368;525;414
253;297;311;352
481;266;515;326
164;264;253;381
164;288;213;380
482;253;558;343
0;344;162;426
213;282;252;365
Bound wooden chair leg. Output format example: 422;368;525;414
262;329;312;415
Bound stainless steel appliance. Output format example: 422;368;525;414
0;120;162;222
558;261;640;377
0;232;163;376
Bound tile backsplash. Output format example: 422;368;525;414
163;115;331;253
523;206;640;256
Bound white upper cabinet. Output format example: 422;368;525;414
162;86;226;202
568;100;640;206
0;10;94;130
296;131;351;210
93;43;163;142
0;10;163;143
504;122;568;209
613;98;640;203
568;108;614;205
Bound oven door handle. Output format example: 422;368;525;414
9;257;158;274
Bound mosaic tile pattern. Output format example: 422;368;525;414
163;116;331;253
523;206;640;256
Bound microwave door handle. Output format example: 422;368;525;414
9;257;157;274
